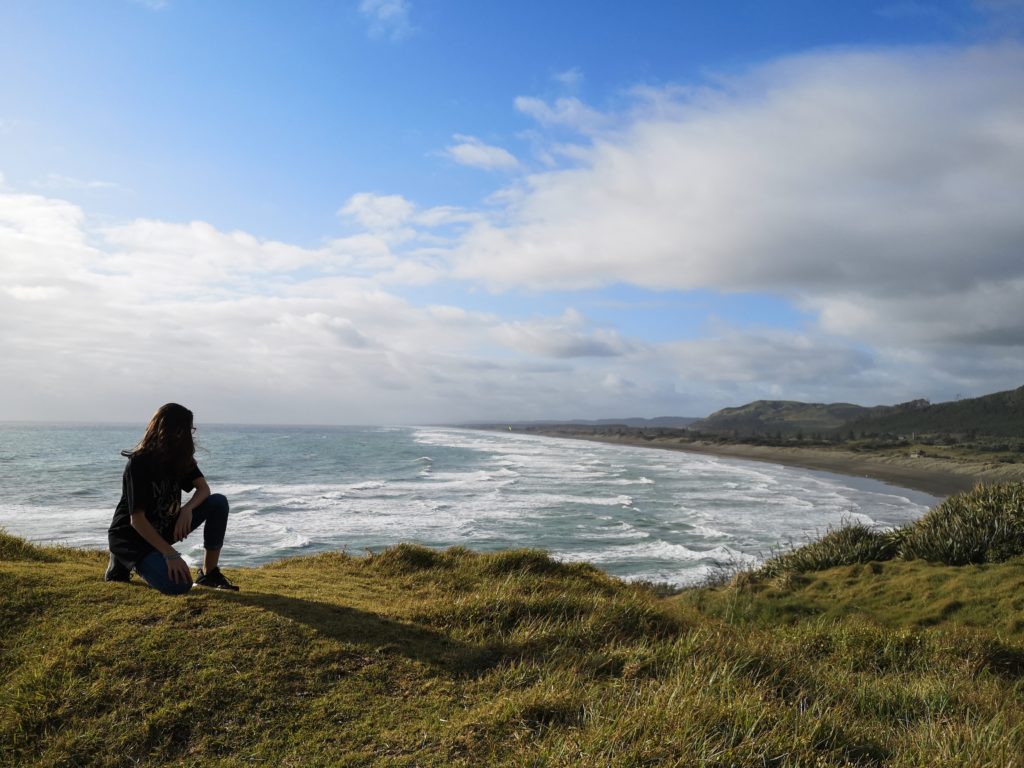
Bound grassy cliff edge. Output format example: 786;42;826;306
3;486;1024;767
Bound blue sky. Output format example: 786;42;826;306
2;1;1023;424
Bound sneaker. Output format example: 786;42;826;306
104;553;131;583
195;567;239;591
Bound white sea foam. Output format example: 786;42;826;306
688;524;731;539
559;540;757;566
606;476;655;486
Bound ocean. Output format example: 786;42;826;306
0;423;938;586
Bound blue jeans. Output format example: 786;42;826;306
135;493;230;595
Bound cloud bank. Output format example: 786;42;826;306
463;46;1024;351
3;43;1023;423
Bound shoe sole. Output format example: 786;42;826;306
195;582;239;591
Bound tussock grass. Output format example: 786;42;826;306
755;523;901;579
5;504;1024;765
900;483;1024;564
751;483;1024;581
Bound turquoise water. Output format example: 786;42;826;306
0;423;937;585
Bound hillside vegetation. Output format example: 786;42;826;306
689;385;1024;442
690;400;878;437
4;485;1024;767
844;385;1024;440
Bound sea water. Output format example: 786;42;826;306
0;424;937;586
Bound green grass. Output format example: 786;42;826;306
4;485;1024;767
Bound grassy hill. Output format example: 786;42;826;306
4;485;1024;766
688;385;1024;442
689;400;878;437
845;385;1024;439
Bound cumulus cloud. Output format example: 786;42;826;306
339;192;415;232
444;134;520;171
0;186;650;423
332;193;462;282
462;45;1024;353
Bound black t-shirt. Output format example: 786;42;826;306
107;452;204;566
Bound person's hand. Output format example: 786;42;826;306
174;507;193;542
166;555;191;584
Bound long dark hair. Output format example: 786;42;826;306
122;403;196;476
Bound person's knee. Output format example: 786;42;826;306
208;493;229;515
158;578;194;596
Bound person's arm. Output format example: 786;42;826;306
173;476;210;542
131;510;191;583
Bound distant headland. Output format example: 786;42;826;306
469;385;1024;498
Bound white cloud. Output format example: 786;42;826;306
339;192;415;233
600;372;634;395
6;43;1024;423
98;218;337;296
5;285;69;301
553;67;584;88
444;134;520;171
32;174;128;192
359;0;413;40
0;186;647;423
514;95;609;133
463;45;1024;353
662;329;871;387
413;205;481;228
495;310;635;359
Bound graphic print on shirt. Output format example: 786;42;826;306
149;477;182;531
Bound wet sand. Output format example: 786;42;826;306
507;429;1024;499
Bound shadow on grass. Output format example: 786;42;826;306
210;589;501;677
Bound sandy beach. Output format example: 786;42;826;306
510;429;1024;499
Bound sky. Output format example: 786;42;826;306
1;1;1023;425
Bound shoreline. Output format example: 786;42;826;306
504;429;1024;499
